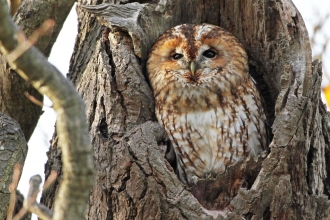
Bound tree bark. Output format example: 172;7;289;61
42;0;330;219
0;112;28;220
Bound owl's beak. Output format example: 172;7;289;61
190;62;196;75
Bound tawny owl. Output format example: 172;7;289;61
147;24;268;186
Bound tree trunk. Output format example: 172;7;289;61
42;0;330;219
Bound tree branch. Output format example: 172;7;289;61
0;1;94;219
1;0;76;141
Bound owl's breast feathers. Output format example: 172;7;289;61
155;78;267;185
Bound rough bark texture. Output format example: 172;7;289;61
0;112;28;220
42;0;330;219
0;0;75;141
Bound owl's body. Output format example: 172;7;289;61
147;24;268;186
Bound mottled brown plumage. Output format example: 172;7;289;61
147;24;268;186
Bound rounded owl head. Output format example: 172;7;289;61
147;24;249;96
147;24;250;93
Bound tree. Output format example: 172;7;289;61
0;0;93;219
1;0;330;219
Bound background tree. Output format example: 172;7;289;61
0;0;93;219
0;0;76;218
1;0;330;219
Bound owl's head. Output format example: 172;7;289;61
147;24;249;90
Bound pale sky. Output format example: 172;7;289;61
16;2;329;219
17;4;78;198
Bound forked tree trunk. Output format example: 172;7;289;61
41;0;330;219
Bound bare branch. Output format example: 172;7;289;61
0;0;94;219
8;0;21;16
7;19;55;62
1;0;76;141
42;171;57;191
24;92;44;108
27;204;52;220
13;175;41;220
12;172;57;220
14;175;53;220
6;164;21;220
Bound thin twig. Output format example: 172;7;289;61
6;164;21;220
9;0;21;16
28;202;53;220
13;175;41;220
24;92;44;108
6;19;55;62
42;170;57;190
12;175;53;220
13;173;57;220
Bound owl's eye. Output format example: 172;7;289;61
172;53;183;60
202;50;216;58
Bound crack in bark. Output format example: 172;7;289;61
127;147;151;178
103;28;117;78
98;96;109;139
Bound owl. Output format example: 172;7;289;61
147;24;268;186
